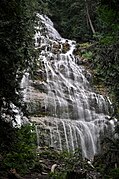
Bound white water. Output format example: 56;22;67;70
22;14;115;160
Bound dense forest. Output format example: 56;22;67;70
0;0;119;178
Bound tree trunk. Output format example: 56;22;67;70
85;0;96;34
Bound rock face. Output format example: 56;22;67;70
21;14;115;160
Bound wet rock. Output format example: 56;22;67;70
62;40;70;53
52;42;61;54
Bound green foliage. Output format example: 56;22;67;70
91;42;119;116
88;1;119;116
98;6;117;26
37;0;51;15
49;171;67;179
0;0;37;119
0;1;39;165
108;168;119;179
94;124;119;178
58;150;83;171
0;119;18;153
38;148;97;179
3;124;37;173
82;51;93;60
45;0;99;41
96;5;119;45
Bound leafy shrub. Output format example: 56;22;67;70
3;124;37;173
107;168;119;179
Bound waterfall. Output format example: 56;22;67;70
22;14;115;160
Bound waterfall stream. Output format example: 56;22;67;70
21;14;115;160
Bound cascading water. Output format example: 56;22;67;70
22;14;115;160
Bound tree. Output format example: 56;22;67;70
91;0;119;116
46;0;99;42
84;0;96;34
0;0;37;121
0;0;38;163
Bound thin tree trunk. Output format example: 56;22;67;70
85;0;96;34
